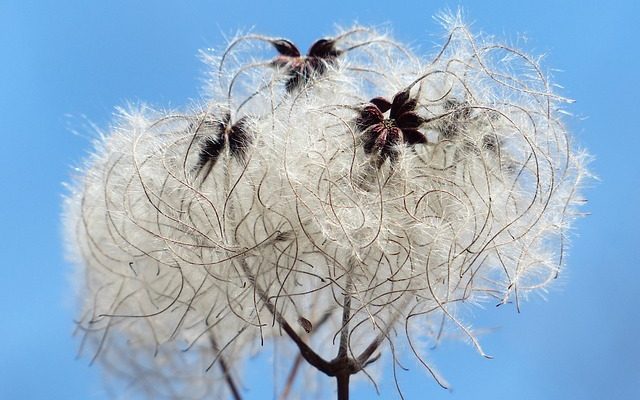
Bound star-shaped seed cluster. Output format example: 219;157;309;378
355;89;427;163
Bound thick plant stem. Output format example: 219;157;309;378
219;356;242;400
336;373;350;400
338;273;353;359
334;271;354;400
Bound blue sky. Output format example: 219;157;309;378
1;1;638;399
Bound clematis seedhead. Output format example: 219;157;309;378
356;89;427;163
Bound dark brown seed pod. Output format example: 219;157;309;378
193;113;253;181
270;38;343;92
355;89;427;164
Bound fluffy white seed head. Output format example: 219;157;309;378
64;16;589;399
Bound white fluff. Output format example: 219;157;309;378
63;16;589;399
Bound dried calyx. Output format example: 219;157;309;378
193;112;252;180
270;38;342;92
356;89;427;164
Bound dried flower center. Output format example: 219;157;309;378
382;118;396;130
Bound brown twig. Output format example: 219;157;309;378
279;311;333;400
208;333;243;400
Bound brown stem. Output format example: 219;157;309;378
208;333;242;400
356;334;384;367
264;295;332;372
238;260;332;373
238;257;382;400
336;373;350;400
333;272;355;400
337;273;353;359
355;296;413;369
279;312;333;400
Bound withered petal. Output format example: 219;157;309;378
362;126;382;154
402;129;427;145
386;126;402;146
375;126;392;149
396;98;417;118
397;112;423;129
369;97;392;113
272;39;301;57
228;122;252;161
195;134;226;171
308;38;341;59
390;89;411;117
356;106;384;130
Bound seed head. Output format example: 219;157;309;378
64;16;589;399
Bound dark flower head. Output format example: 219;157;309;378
271;38;342;92
271;39;301;58
193;113;252;180
355;89;427;163
307;38;342;59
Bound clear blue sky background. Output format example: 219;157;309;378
1;1;638;399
